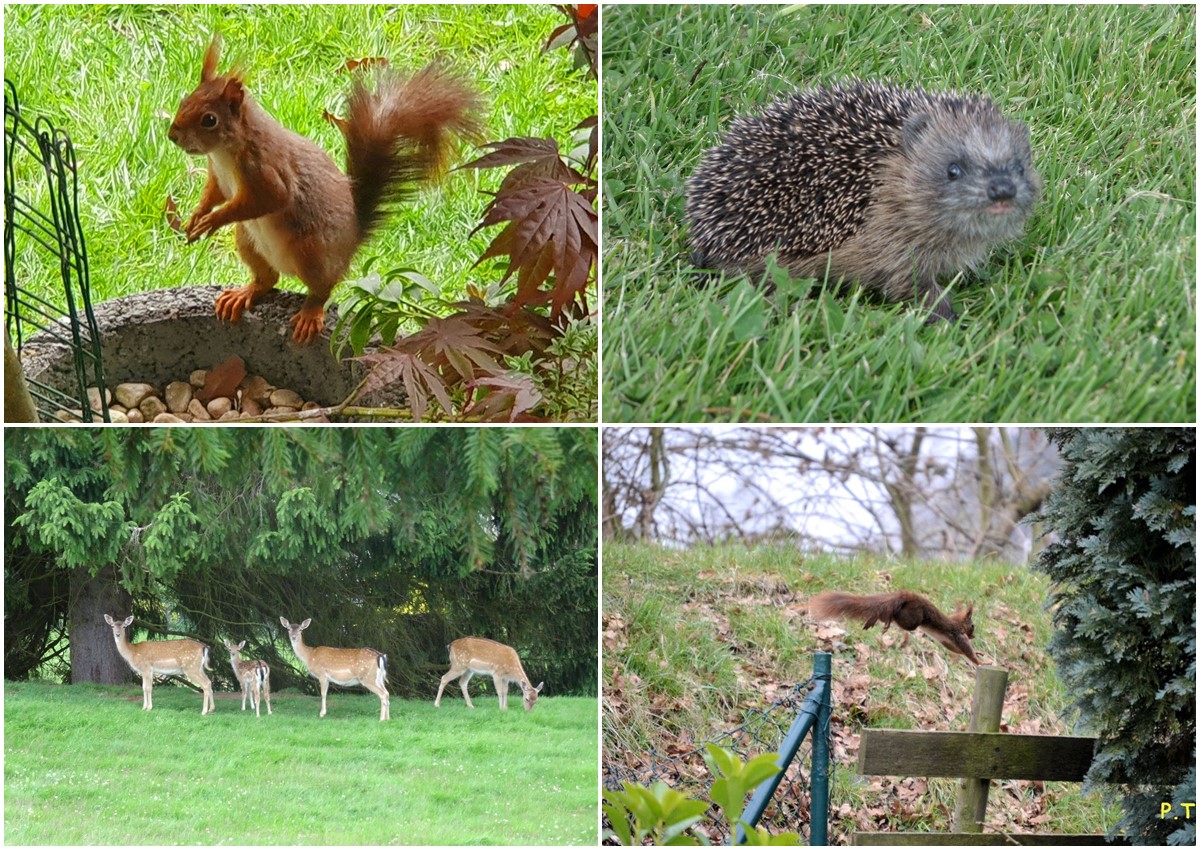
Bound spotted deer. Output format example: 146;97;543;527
224;640;272;717
434;636;543;711
104;614;215;714
279;617;389;720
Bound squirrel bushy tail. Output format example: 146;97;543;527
342;63;483;241
809;590;980;664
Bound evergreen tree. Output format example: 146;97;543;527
5;428;597;696
1033;427;1195;845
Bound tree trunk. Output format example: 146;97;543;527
70;564;132;684
5;332;40;422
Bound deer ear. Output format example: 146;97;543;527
299;618;312;630
123;615;135;627
279;616;289;628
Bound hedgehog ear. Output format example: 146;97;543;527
902;112;933;150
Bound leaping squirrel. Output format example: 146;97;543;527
809;590;980;665
169;35;481;344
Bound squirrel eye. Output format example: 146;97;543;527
946;162;963;181
201;113;217;129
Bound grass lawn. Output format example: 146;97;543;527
601;5;1195;423
602;543;1122;841
5;682;598;845
4;4;595;319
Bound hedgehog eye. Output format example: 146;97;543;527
201;113;218;129
946;162;963;181
1012;161;1025;177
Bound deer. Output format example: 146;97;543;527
434;636;544;712
103;614;215;715
224;640;272;717
279;617;389;721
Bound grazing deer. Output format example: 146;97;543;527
224;640;272;717
279;617;389;721
103;614;215;715
435;637;544;711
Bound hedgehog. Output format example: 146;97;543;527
685;80;1041;322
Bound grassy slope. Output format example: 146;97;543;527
4;4;594;311
601;4;1195;423
602;543;1120;841
5;684;597;845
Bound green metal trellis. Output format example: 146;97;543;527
5;78;108;422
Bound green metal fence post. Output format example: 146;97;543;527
737;651;833;845
809;651;832;845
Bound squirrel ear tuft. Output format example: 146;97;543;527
202;34;222;83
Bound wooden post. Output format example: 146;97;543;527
952;666;1008;832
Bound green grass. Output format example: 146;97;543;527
5;682;598;845
603;543;1121;840
4;4;595;314
601;5;1195;423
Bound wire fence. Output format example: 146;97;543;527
603;673;829;845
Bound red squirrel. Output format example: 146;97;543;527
168;36;481;344
809;590;980;665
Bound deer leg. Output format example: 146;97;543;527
497;675;508;710
459;671;475;709
262;669;272;716
142;674;153;711
319;676;329;717
363;681;390;721
198;670;214;715
435;667;461;707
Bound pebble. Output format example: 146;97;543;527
206;397;233;419
139;396;168;420
87;386;111;413
269;388;304;409
115;382;156;409
80;373;317;423
165;381;193;413
188;399;212;421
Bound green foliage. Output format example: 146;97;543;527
604;781;710;845
4;428;597;696
1033;428;1196;845
603;744;801;845
4;682;598;845
14;478;127;569
601;4;1195;422
326;7;598;422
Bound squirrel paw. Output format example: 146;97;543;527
289;307;325;346
185;213;217;243
214;287;257;323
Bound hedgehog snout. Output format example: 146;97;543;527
987;176;1017;202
